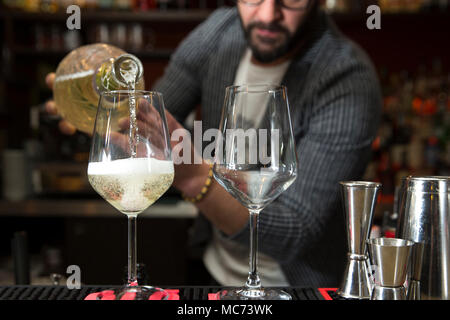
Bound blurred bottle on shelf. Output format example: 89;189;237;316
40;0;58;13
158;0;173;10
0;76;5;114
25;104;45;195
376;150;395;195
198;0;207;9
114;0;131;10
23;0;41;12
424;136;440;169
33;24;67;52
98;0;115;10
92;23;110;43
89;23;148;52
324;0;368;13
176;0;186;9
132;0;158;10
34;24;46;51
110;23;127;48
128;24;144;51
422;0;450;11
379;0;426;13
407;134;424;171
2;149;30;201
85;0;100;9
50;24;63;51
63;29;82;51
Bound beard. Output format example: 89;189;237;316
239;1;318;63
244;21;293;63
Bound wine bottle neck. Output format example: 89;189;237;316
94;54;143;93
111;54;143;88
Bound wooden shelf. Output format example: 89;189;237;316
331;10;450;23
0;9;213;23
1;8;448;23
11;46;173;59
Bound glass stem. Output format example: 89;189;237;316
127;215;138;286
246;209;261;289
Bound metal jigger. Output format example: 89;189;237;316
407;242;424;300
367;238;414;300
337;181;381;299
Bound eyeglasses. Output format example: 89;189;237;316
237;0;310;11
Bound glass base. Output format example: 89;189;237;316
218;287;292;300
114;285;169;300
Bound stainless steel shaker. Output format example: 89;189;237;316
393;175;411;231
337;181;381;299
396;176;450;300
407;242;425;300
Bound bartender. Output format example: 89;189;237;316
46;0;382;287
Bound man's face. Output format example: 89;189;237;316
237;0;313;63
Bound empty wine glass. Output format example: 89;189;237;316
88;90;174;300
213;84;298;300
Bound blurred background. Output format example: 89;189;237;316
0;0;449;287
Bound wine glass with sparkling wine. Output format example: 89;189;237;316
88;90;174;300
213;84;298;300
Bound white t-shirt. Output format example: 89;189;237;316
203;49;292;286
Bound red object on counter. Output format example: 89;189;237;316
208;292;223;300
318;288;338;300
84;289;179;300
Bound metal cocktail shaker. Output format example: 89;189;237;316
407;242;425;300
394;175;411;229
396;176;450;300
337;181;381;299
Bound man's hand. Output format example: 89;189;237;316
135;100;210;196
45;72;77;135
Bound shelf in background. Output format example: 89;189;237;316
331;10;450;23
11;46;173;59
0;8;448;23
0;9;213;23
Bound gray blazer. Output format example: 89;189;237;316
154;7;382;286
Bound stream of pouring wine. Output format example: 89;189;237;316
128;80;138;158
118;60;139;159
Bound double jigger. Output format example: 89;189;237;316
337;181;419;300
337;181;381;299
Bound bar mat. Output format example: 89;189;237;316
0;286;326;300
318;288;360;300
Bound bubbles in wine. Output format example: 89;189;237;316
88;158;174;215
